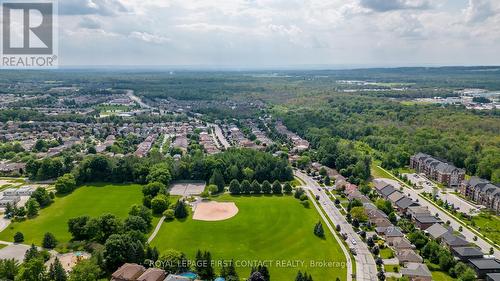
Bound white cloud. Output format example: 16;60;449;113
129;32;171;44
57;0;500;66
463;0;499;23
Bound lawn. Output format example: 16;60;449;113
0;183;144;245
469;211;500;246
151;195;347;281
425;260;455;281
383;264;399;273
370;163;396;180
379;247;394;259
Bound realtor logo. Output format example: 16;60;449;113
1;0;58;68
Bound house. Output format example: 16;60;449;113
380;185;397;199
451;247;484;262
370;217;393;229
425;223;452;240
384;226;404;238
407;206;430;220
440;232;469;248
413;214;441;230
387;236;415;250
394;197;420;213
374;181;392;192
410;153;465;188
0;162;26;175
388;191;405;204
460;177;500;214
396;249;424;263
487;273;500;281
468;259;500;279
136;268;166;281
401;262;432;281
111;263;146;281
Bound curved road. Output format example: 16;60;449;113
295;171;378;281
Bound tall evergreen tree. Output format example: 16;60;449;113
314;221;325;238
229;179;241;195
261;180;272;194
174;200;188;219
49;257;67;281
241;180;252;194
272;180;282;194
283;182;293;194
251;180;261;194
210;169;225;193
42;232;57;249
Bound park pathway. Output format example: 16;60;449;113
148;216;165;243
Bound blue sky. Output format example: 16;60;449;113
53;0;500;67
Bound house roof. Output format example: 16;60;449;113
111;263;145;280
451;247;484;257
469;259;500;270
441;232;469;247
407;206;430;216
401;262;432;278
388;191;405;203
414;214;441;224
395;197;418;209
374;181;391;191
425;223;451;239
137;268;166;281
380;185;397;197
385;226;404;237
396;249;424;263
487;273;500;281
387;236;414;249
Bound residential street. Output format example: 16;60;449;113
375;175;500;259
295;171;378;281
210;123;231;149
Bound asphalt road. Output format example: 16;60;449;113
295;171;378;281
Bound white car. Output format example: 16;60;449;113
351;239;357;245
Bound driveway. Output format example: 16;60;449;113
295;170;378;281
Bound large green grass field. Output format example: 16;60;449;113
150;195;347;280
0;183;143;245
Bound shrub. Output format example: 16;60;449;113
14;232;24;243
163;209;175;220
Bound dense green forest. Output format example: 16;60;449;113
274;93;500;183
1;67;499;182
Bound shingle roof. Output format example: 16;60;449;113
487;273;500;281
380;185;397;197
385;226;404;237
137;268;166;281
111;263;146;281
388;191;405;203
425;223;451;239
401;263;432;278
469;259;500;270
395;197;418;209
441;232;469;247
451;246;484;257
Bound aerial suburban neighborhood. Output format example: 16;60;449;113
0;1;500;281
